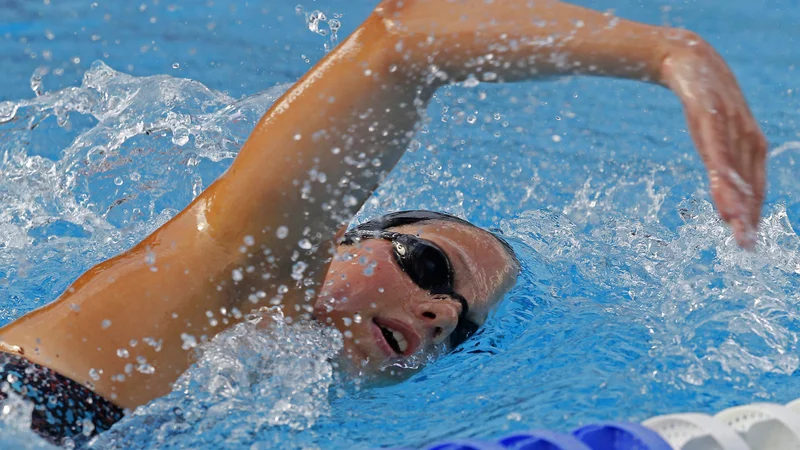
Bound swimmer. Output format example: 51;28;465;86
0;0;766;444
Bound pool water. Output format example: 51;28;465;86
1;0;800;448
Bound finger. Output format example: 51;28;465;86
695;99;742;223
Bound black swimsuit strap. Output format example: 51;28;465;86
0;352;124;446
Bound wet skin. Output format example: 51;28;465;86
315;220;518;376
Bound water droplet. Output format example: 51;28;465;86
293;133;302;141
331;147;341;155
172;62;180;69
552;135;562;142
291;261;308;281
101;319;112;329
180;333;197;350
463;75;480;88
342;317;352;326
172;128;189;146
243;235;255;246
144;251;156;265
482;71;498;81
116;348;129;358
507;412;522;421
298;238;312;250
0;102;18;123
136;363;155;374
89;368;101;381
467;115;477;124
232;269;243;281
276;226;289;239
114;177;123;186
493;113;501;120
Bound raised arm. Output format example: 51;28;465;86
0;0;765;409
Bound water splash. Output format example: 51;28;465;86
91;307;343;449
295;6;342;52
0;61;289;322
0;392;57;449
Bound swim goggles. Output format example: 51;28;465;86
340;230;479;349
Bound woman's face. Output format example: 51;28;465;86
314;220;517;378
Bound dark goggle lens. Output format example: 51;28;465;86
391;235;453;292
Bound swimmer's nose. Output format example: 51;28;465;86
414;298;459;344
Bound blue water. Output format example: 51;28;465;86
1;0;800;448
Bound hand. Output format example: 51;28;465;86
662;38;767;249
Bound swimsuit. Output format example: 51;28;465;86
0;352;124;446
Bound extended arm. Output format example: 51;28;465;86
0;0;765;409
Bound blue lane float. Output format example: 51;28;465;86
497;430;591;450
572;422;671;450
422;422;670;450
417;398;800;450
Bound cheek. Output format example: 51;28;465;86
317;255;398;315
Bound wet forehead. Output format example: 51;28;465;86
389;220;512;319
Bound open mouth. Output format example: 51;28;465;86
373;319;409;355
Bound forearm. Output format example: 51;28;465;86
384;0;696;85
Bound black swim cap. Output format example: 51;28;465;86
343;210;519;271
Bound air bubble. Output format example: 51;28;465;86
298;239;312;250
